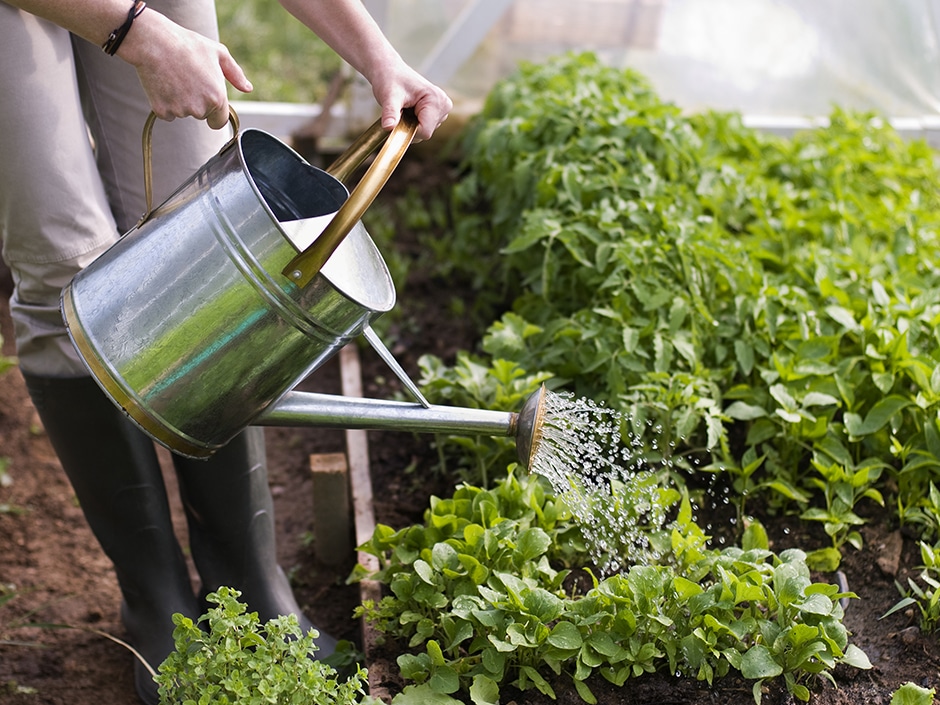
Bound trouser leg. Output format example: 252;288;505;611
23;373;199;705
173;428;339;658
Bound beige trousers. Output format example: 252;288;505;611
0;0;228;375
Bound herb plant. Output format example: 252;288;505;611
156;587;368;705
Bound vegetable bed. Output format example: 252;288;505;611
357;52;940;705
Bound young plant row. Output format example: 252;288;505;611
354;471;871;705
416;53;940;576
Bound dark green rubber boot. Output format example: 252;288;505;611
23;373;199;705
172;427;338;658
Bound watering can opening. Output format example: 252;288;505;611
241;130;348;224
239;130;396;314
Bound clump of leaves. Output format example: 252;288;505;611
354;471;870;705
898;482;940;544
416;352;554;486
156;587;368;705
216;1;340;104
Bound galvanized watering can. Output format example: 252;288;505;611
61;110;545;464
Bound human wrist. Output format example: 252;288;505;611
101;0;147;55
360;49;408;90
112;5;167;66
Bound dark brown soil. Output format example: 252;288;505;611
1;154;938;705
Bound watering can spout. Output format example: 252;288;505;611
515;384;547;468
256;384;548;468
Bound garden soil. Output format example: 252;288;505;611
1;155;939;705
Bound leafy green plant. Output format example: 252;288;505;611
416;352;553;486
156;587;368;705
355;471;870;705
416;52;940;563
898;482;940;543
799;457;885;570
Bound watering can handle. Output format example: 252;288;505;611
281;108;419;288
139;109;240;226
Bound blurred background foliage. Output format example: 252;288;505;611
217;0;341;103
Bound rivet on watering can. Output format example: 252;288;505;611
291;270;302;280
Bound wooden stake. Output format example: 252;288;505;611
309;452;352;565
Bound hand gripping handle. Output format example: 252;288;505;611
139;109;240;226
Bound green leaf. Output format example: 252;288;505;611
802;392;839;407
842;644;872;670
769;383;798;410
469;674;500;705
429;665;461;694
427;639;446;666
735;339;755;375
574;678;598;704
673;576;705;600
742;519;769;551
890;682;937;705
414;559;436;585
825;305;859;331
805;547;842;572
521;665;555;698
881;596;918;620
725;401;767;420
523;588;564;622
547;621;583;649
392;684;464;705
800;593;833;617
740;645;783;680
514;527;551;563
843;396;911;436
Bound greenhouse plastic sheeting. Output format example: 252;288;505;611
379;0;940;119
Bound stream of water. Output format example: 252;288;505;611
528;389;674;575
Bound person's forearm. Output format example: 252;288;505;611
6;0;139;48
276;0;405;83
278;0;452;139
8;0;177;69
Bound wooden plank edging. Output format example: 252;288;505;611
338;343;389;701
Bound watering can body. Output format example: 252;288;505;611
61;111;547;466
62;123;397;458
